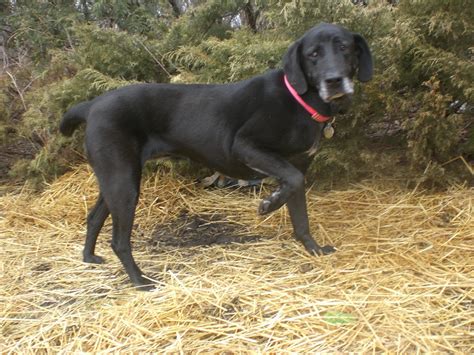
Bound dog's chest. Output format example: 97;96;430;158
306;138;320;156
299;124;324;157
275;118;324;157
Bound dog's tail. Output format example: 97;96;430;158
59;101;92;137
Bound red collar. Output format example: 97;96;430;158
284;75;330;123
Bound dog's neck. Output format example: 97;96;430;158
300;87;332;117
282;73;332;120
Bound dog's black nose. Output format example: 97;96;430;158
325;76;343;85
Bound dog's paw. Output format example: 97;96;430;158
130;273;157;292
302;240;336;256
133;277;156;292
258;199;272;215
310;245;336;256
319;245;336;255
258;190;284;215
134;283;156;292
83;254;105;264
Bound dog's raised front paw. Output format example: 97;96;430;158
258;190;285;215
258;199;272;215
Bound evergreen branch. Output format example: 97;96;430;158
134;38;171;78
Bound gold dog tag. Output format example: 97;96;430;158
323;123;334;139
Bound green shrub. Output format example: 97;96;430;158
2;0;473;187
74;25;168;82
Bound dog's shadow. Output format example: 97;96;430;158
147;211;262;250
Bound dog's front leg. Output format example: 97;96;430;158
286;185;336;255
232;139;304;215
285;154;336;256
233;140;335;256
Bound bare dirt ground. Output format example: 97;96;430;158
1;165;473;352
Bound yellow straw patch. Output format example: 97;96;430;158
1;165;473;352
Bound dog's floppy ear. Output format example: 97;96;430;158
283;40;308;94
353;33;373;82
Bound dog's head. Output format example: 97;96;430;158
283;23;373;114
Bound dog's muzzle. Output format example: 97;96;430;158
318;77;354;103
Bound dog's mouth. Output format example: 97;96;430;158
327;92;346;101
318;77;354;103
329;95;352;114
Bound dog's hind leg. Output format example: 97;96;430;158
83;193;109;264
87;133;153;290
102;171;153;289
98;167;153;289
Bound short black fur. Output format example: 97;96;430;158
60;23;373;290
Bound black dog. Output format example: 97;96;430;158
60;23;372;289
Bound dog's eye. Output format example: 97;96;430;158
310;51;318;58
340;45;347;51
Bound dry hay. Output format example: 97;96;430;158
1;165;473;353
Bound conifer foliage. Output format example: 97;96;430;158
0;0;472;186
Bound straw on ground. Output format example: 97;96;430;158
1;165;473;352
